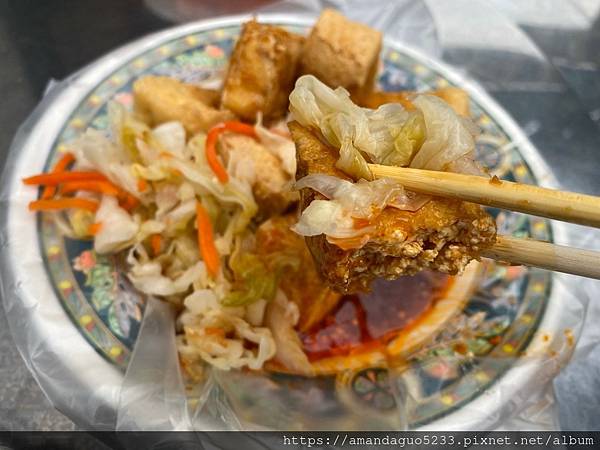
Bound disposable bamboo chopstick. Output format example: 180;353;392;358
482;235;600;280
369;164;600;228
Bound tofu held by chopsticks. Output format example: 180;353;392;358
289;121;496;293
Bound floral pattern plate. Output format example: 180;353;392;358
15;15;569;429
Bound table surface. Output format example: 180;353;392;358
0;0;599;431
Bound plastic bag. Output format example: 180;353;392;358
1;2;599;432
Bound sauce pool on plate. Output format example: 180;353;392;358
301;272;452;361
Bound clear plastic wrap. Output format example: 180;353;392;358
1;3;599;432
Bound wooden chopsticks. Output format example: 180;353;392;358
368;164;600;279
369;164;600;228
482;236;600;280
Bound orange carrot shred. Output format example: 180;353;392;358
137;179;148;193
119;194;139;212
60;180;121;197
204;327;225;338
88;222;103;235
28;198;99;213
58;179;139;212
41;153;75;199
205;121;258;184
23;171;107;186
150;234;162;256
196;201;220;278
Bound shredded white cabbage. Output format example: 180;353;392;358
94;196;139;254
151;122;186;158
289;75;481;178
72;128;141;197
60;98;304;372
264;290;313;375
295;174;426;217
409;95;478;171
128;258;207;297
292;200;368;239
178;311;276;371
292;175;429;241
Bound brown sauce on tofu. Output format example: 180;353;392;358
300;272;452;361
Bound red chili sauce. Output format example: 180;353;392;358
300;272;452;361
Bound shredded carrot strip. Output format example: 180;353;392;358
58;179;138;212
218;121;257;136
119;194;139;212
60;180;121;197
205;121;258;183
88;222;103;235
204;327;225;338
23;171;107;186
159;151;173;159
25;168;138;211
150;234;162;256
28;198;99;213
137;178;148;193
196;201;220;278
41;153;75;199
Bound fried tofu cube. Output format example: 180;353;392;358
300;9;382;95
289;121;496;293
221;20;304;122
133;76;234;135
255;214;341;332
218;134;297;217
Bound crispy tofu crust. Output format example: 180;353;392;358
218;134;297;216
133;76;234;135
358;87;471;117
255;215;341;332
221;20;304;122
289;121;497;293
300;9;382;96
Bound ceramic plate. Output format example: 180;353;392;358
3;14;568;430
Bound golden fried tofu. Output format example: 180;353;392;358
358;87;471;117
300;9;382;96
289;121;496;293
221;20;304;122
218;134;297;217
191;86;221;108
255;214;341;332
133;76;234;135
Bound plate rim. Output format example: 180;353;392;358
0;12;570;430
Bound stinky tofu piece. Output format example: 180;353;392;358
221;20;304;122
289;121;496;293
218;134;297;216
133;76;234;135
300;9;382;96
